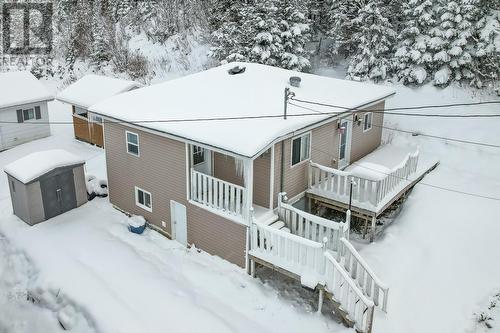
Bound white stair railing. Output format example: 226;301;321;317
250;222;326;279
324;252;374;333
191;168;246;218
278;193;348;252
339;238;389;312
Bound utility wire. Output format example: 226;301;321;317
291;97;500;117
288;102;500;149
309;146;500;202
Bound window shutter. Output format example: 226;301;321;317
16;109;23;123
35;106;41;119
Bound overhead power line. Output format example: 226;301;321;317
288;102;500;149
290;97;500;118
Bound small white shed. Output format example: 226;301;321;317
0;71;54;151
4;150;87;225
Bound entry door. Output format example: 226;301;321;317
192;145;212;175
338;117;352;169
40;170;77;219
170;201;187;246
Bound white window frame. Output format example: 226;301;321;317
23;108;35;121
135;186;152;212
363;112;373;132
290;132;311;167
126;131;140;156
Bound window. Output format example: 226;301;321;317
363;112;373;132
291;133;311;166
192;145;205;165
11;180;15;193
135;187;152;211
23;108;34;121
126;131;139;156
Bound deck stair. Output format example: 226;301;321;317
250;193;388;333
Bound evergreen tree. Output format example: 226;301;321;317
347;0;396;81
393;0;436;84
277;0;311;71
326;0;364;58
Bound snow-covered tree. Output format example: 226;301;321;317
471;8;500;86
393;0;436;84
277;1;311;71
326;0;364;58
346;0;396;81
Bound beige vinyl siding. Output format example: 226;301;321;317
213;152;244;186
272;121;340;207
350;102;384;163
104;122;247;267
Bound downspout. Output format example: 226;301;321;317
280;140;285;193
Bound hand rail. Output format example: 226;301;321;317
340;238;389;312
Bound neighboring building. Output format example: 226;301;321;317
0;71;53;151
90;62;396;268
57;75;142;148
4;150;87;225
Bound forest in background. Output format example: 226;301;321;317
35;0;500;88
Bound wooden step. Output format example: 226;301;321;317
269;221;285;229
329;293;355;329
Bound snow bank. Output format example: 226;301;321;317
4;149;85;183
0;71;53;109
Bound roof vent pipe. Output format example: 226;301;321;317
289;76;301;87
228;66;246;75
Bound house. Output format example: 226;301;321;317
90;63;437;331
4;149;87;225
57;75;142;148
0;71;53;150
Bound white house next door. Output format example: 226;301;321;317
338;117;352;169
170;200;187;246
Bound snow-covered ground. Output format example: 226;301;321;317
0;73;499;332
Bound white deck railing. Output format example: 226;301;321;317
277;193;348;252
339;238;389;312
324;252;374;333
190;169;247;218
308;149;419;208
250;222;326;279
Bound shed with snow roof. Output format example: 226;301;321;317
0;71;54;151
57;75;142;148
4;150;87;225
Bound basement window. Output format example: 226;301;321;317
291;133;311;166
135;187;152;212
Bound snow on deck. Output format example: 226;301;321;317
90;62;395;158
57;74;142;109
4;149;85;183
308;144;439;214
0;71;53;109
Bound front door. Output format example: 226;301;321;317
192;145;212;175
40;170;77;219
338;117;352;169
170;200;187;246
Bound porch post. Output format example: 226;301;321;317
269;145;275;209
243;158;254;274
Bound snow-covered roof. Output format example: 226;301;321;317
90;62;395;158
4;149;85;183
0;71;53;109
57;75;142;109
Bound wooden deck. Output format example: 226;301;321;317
306;145;439;218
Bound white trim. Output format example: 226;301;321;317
185;143;190;202
269;144;275;209
290;131;312;168
125;130;140;157
135;186;152;212
363;112;373;132
338;116;353;170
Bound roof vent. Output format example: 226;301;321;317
289;76;301;87
228;65;246;75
